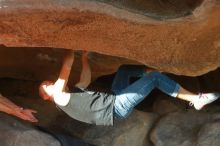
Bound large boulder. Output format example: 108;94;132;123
196;121;220;146
0;0;219;76
83;110;158;146
150;112;220;146
0;113;61;146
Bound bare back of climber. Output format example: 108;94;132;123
39;51;220;125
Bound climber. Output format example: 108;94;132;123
39;51;220;125
0;93;38;122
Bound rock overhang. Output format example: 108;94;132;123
0;0;220;78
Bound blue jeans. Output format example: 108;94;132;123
112;65;180;119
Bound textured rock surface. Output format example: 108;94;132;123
0;46;138;81
196;122;220;146
0;0;219;76
0;113;61;146
150;112;220;146
84;110;158;146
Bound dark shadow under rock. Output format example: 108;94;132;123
152;96;186;115
96;0;204;20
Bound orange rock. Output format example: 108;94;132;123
0;0;219;77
